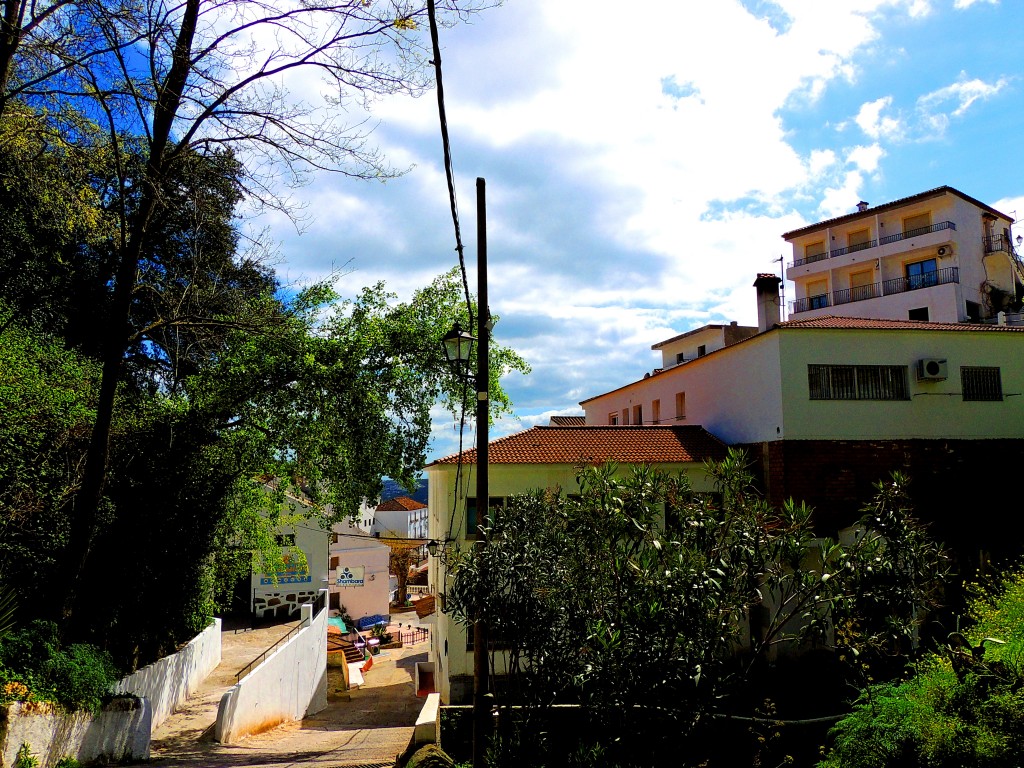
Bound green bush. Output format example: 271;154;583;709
820;567;1024;767
0;620;120;712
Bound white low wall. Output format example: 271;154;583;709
0;698;150;768
215;592;328;744
113;617;222;732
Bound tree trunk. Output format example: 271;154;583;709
61;0;201;628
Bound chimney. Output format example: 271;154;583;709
856;201;869;212
753;273;783;333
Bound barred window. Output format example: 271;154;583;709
808;365;909;401
961;366;1002;401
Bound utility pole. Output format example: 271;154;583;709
472;176;490;768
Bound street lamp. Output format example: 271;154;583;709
442;322;476;373
439;178;491;767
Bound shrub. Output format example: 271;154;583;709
820;566;1024;767
0;620;120;712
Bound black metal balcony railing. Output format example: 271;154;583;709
791;220;956;268
984;234;1011;254
791;266;959;314
878;220;956;245
828;239;877;259
792;251;829;268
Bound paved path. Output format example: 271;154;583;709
133;615;431;768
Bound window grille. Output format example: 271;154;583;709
808;365;909;401
961;366;1002;401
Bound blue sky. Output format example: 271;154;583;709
255;0;1024;461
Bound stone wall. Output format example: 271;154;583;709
253;588;320;619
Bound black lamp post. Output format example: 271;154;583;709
440;177;491;767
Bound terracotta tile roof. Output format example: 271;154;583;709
428;425;728;466
781;186;1012;239
549;415;586;426
778;315;1024;333
375;496;427;512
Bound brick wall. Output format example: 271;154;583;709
740;439;1024;563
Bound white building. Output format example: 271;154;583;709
784;186;1023;323
372;495;429;541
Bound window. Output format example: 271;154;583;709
805;241;825;258
906;259;937;290
675;392;686;420
961;367;1002;401
908;307;929;321
697;344;706;357
966;301;982;321
466;497;505;537
808;365;910;401
850;270;874;302
848;229;871;252
807;279;829;309
651;399;661;424
330;556;339;569
608;412;618;425
903;212;931;236
633;404;643;425
621;408;629;425
675;352;687;364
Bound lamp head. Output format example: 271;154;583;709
442;321;476;367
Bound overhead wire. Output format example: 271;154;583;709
426;0;474;543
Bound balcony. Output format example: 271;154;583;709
791;266;959;314
790;220;956;269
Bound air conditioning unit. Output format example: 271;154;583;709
937;246;950;257
916;358;948;381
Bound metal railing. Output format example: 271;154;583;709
791;266;959;314
791;221;956;268
829;239;877;258
878;220;955;245
236;594;326;682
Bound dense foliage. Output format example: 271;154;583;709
0;621;120;712
0;94;526;668
819;568;1024;768
445;451;948;767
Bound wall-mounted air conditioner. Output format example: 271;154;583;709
937;246;950;257
916;358;948;381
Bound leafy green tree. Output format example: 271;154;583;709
820;568;1024;768
445;451;948;766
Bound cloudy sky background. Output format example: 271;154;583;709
254;0;1024;462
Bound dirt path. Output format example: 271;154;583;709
137;617;431;768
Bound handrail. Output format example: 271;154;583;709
236;594;326;682
790;220;956;268
236;619;307;682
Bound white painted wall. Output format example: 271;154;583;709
113;617;221;732
583;325;1024;444
215;595;328;744
583;332;785;444
1;698;150;768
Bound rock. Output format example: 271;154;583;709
399;743;455;768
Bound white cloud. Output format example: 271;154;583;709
847;143;884;172
953;0;997;8
818;171;866;217
918;73;1009;118
854;96;904;140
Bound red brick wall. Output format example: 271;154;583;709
739;439;1024;562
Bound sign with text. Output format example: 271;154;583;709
336;565;365;587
